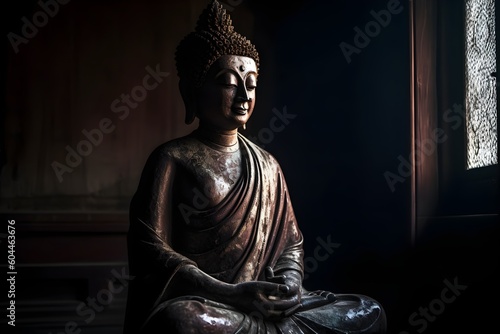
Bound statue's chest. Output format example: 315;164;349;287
182;148;242;208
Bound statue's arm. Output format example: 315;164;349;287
271;225;304;306
263;163;307;311
128;147;198;289
272;165;305;279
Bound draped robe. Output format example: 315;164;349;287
123;133;386;333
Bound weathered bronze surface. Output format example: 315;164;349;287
124;1;387;333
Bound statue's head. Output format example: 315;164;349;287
175;0;260;129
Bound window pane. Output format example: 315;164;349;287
465;0;498;169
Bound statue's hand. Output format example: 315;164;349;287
230;280;293;319
173;264;296;318
263;267;302;317
265;267;301;295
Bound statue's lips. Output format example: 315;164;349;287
232;108;248;115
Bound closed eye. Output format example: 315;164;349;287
220;83;237;89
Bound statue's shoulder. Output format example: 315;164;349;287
146;134;200;166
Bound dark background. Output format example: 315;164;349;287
1;0;498;333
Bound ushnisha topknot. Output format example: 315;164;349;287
175;0;260;90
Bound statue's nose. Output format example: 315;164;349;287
236;85;251;102
235;95;251;103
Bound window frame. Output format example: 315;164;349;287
411;0;499;243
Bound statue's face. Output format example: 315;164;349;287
197;55;257;131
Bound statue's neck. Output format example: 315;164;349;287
194;125;239;152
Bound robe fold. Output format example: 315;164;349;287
123;134;386;334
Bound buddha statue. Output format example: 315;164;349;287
123;1;387;333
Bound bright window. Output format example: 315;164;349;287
465;0;498;169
